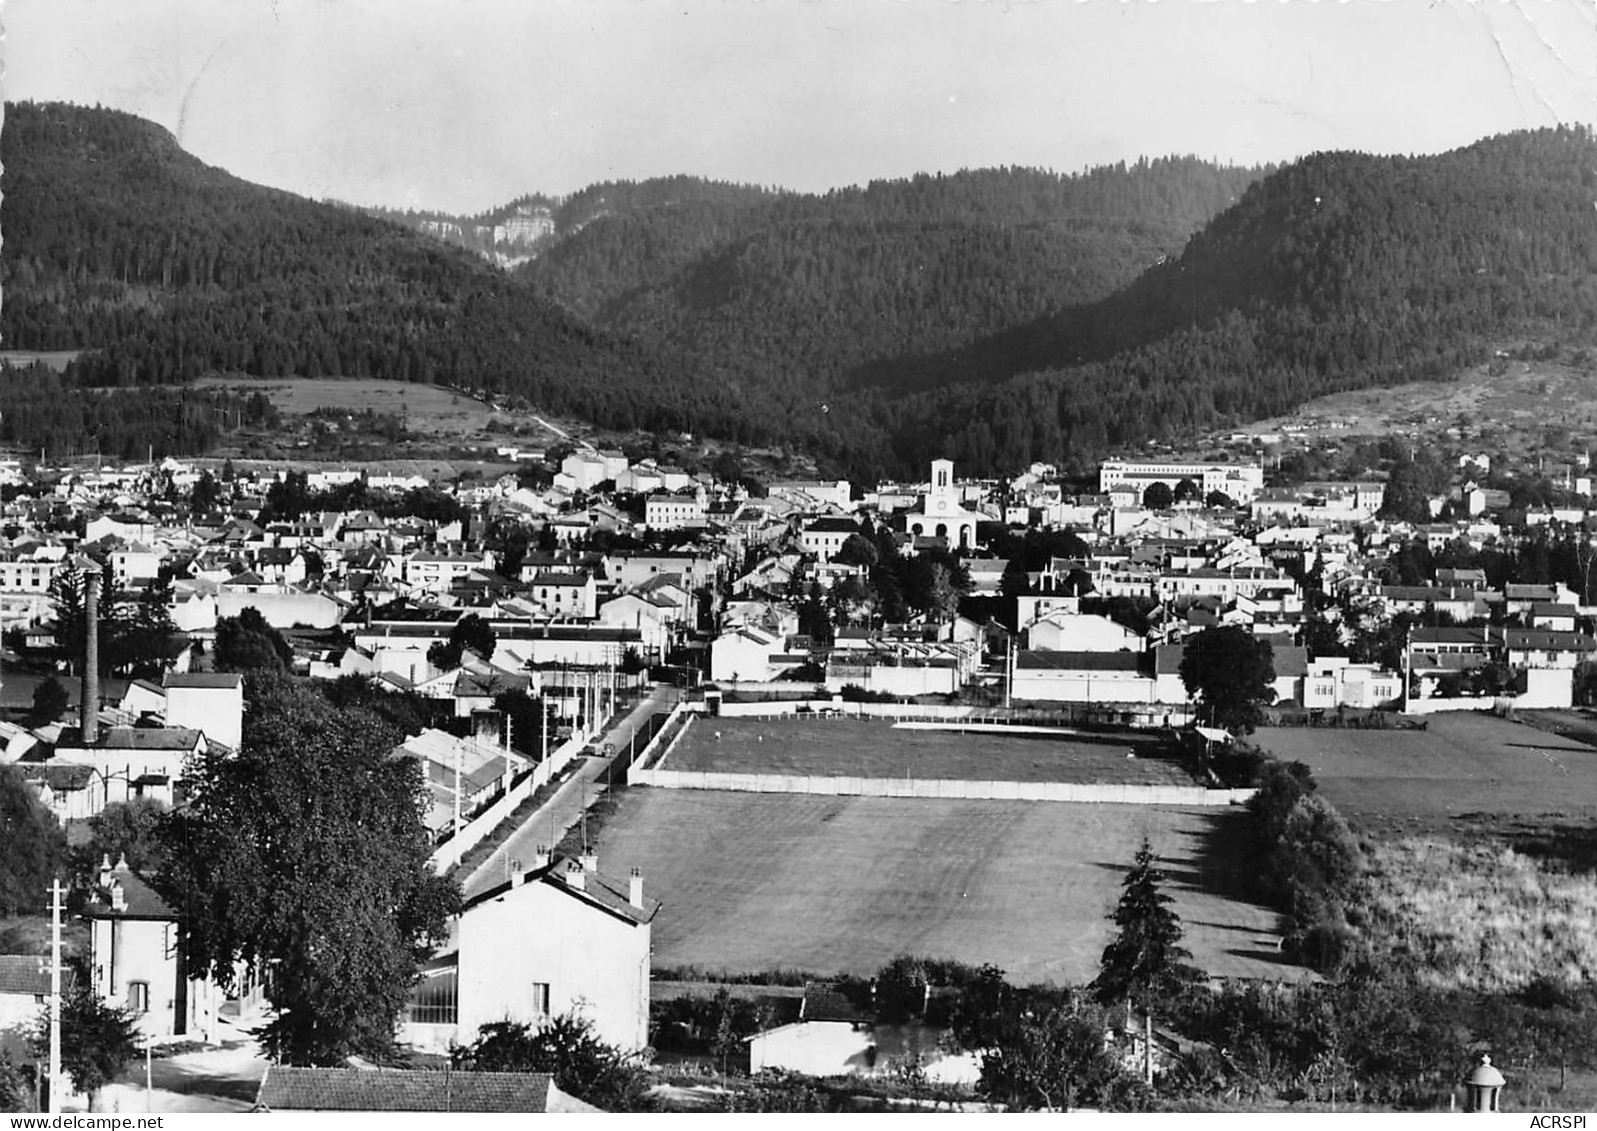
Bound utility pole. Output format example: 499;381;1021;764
1145;1007;1154;1087
48;876;63;1114
453;740;462;836
503;712;514;790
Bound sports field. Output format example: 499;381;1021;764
1250;712;1597;834
665;717;1197;787
595;790;1288;986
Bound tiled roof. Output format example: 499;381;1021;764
1016;650;1145;673
0;954;74;997
1263;642;1310;678
1410;627;1488;646
800;985;869;1024
89;726;205;751
164;673;243;690
83;866;177;921
254;1067;554;1112
464;855;660;927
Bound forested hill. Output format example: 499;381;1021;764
839;127;1597;476
7;102;1594;481
0;101;750;437
373;161;1269;428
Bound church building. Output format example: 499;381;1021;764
905;460;981;550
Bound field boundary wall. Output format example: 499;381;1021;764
705;698;1195;728
626;700;694;783
428;733;584;873
627;767;1253;806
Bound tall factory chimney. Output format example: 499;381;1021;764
79;557;101;745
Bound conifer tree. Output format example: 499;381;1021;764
1093;838;1196;1083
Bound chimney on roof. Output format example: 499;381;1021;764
81;560;102;745
108;879;126;912
97;854;113;889
629;867;644;910
564;859;586;891
580;849;598;873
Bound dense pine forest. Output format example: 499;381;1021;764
5;101;1596;477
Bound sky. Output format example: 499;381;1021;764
6;0;1597;214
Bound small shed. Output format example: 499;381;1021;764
746;985;876;1077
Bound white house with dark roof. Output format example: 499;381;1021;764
404;549;496;595
525;569;597;619
84;858;223;1042
798;516;862;560
644;491;707;531
50;726;208;817
402;851;658;1056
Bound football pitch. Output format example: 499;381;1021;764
664;716;1198;787
595;790;1289;986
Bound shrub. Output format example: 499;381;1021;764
1274;794;1363;919
1289;919;1357;974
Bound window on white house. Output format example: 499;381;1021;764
532;982;551;1018
128;981;150;1014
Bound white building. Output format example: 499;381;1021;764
644;492;707;531
904;459;982;550
710;625;786;683
84;860;224;1043
163;672;245;751
1028;611;1144;653
404;852;658;1055
1099;459;1265;503
798;517;861;561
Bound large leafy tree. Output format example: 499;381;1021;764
213;607;292;673
79;797;169;878
1141;482;1174;510
1178;625;1276;733
0;764;67;915
1093;838;1196;1015
158;674;459;1065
